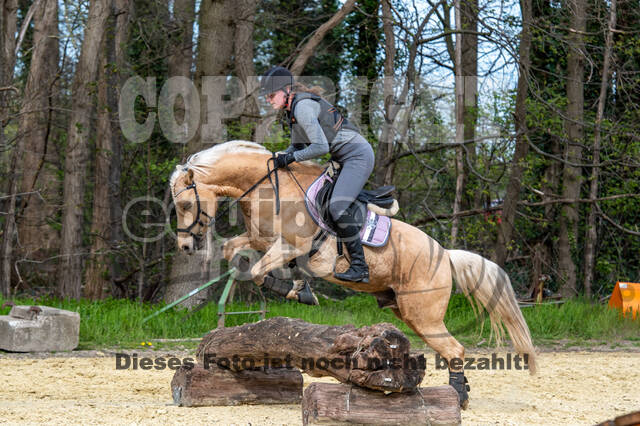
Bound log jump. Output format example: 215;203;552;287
171;317;461;425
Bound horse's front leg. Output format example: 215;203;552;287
222;232;253;262
250;237;304;285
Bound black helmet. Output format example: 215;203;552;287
260;66;293;96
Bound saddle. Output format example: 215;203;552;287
305;166;397;248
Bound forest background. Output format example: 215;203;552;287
1;0;638;305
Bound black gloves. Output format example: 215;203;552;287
274;152;295;169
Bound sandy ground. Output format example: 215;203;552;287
0;350;639;425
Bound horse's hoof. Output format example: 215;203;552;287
297;281;319;305
460;398;469;410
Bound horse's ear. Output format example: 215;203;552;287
185;169;194;185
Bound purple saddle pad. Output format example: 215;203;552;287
305;173;391;247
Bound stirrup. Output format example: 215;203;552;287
333;254;369;283
332;254;348;276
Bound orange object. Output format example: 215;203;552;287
608;282;640;320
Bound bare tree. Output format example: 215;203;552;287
234;0;260;138
84;0;127;300
451;0;465;246
0;0;20;296
17;0;60;261
493;0;532;266
57;0;111;299
461;0;479;209
373;0;432;187
84;51;111;300
557;0;587;297
583;0;616;297
374;0;397;187
108;0;130;292
167;0;236;305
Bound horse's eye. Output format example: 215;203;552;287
179;201;192;211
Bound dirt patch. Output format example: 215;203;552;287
0;350;638;425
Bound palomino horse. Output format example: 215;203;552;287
170;140;537;407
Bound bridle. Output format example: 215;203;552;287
174;154;282;240
174;182;214;239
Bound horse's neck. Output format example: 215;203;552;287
204;154;322;200
202;156;271;198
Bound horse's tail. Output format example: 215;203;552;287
447;249;538;375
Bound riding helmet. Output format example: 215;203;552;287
260;66;294;96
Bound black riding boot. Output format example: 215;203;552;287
333;208;369;283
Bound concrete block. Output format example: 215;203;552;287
0;305;80;352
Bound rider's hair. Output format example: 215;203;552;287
291;82;325;96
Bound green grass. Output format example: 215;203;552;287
1;293;638;350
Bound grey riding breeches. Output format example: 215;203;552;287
328;134;375;221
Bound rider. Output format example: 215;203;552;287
260;66;374;283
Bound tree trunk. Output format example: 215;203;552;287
493;0;532;266
17;0;60;262
107;0;129;297
583;0;616;298
451;0;465;247
557;0;586;298
196;317;425;393
233;0;259;139
0;147;19;297
373;0;396;187
57;0;111;299
168;0;233;304
0;0;18;166
167;0;195;150
0;0;17;89
461;0;479;210
167;0;194;79
0;0;19;296
83;13;117;300
187;0;235;154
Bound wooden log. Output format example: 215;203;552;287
302;382;461;426
596;410;640;426
170;364;303;406
196;317;425;393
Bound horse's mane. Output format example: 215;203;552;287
170;140;268;197
186;140;268;173
169;140;324;198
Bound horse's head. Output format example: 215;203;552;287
170;167;218;253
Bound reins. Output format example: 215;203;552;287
175;155;281;238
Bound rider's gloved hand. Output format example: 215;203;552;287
275;152;295;169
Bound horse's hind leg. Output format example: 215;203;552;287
396;276;470;408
